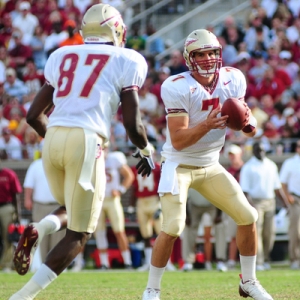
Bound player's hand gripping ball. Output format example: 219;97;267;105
221;98;249;131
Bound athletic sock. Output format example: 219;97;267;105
33;215;61;244
121;250;132;266
99;252;109;268
146;264;165;290
13;264;57;298
144;247;152;265
240;255;256;282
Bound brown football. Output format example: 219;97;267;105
221;98;248;131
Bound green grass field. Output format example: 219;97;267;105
1;268;299;300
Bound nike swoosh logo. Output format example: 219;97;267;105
224;80;231;85
23;238;27;247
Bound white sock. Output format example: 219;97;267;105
99;252;109;267
146;264;165;290
240;255;256;282
74;252;83;266
33;215;61;244
121;250;132;265
14;264;57;298
145;247;152;265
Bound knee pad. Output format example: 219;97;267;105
163;218;186;237
236;205;258;226
94;230;108;249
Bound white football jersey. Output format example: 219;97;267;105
105;151;127;197
161;67;246;167
44;44;148;140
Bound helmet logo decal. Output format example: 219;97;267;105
185;38;197;47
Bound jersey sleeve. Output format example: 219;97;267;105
233;68;247;99
161;75;190;116
122;51;148;92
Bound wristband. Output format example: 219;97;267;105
248;115;257;128
118;185;127;194
140;143;153;156
242;115;257;133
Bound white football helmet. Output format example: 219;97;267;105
81;4;126;47
183;29;222;77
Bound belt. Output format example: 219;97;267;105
0;202;12;207
178;164;204;170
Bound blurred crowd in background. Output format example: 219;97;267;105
0;0;300;159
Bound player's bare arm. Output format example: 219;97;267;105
168;104;228;151
26;83;54;138
121;90;148;149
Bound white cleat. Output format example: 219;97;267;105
181;263;193;272
205;261;212;270
165;261;176;271
142;288;160;300
137;263;150;272
216;261;228;272
239;277;273;300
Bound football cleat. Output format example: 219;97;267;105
13;224;39;275
142;288;160;300
137;263;150;272
239;275;273;300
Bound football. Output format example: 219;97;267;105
221;97;248;131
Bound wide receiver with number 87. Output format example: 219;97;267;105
10;3;154;300
142;29;273;300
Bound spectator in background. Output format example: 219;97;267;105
217;35;238;66
279;139;300;270
246;96;269;130
61;0;82;25
59;19;83;47
240;142;289;271
29;25;47;70
44;11;68;57
12;1;39;46
8;30;32;76
266;55;292;89
3;95;27;121
261;0;278;20
270;102;286;130
0;161;22;272
22;126;42;160
23;58;45;93
3;68;29;102
23;152;66;267
254;66;286;103
286;17;300;44
126;23;146;53
138;77;159;118
260;94;276;117
31;0;50;31
0;46;15;72
0;104;9;133
248;51;269;84
278;50;299;82
0;127;23;160
0;13;13;48
166;49;188;75
150;66;170;108
244;11;271;54
219;15;245;51
143;24;165;56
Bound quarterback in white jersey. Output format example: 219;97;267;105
142;29;274;300
11;4;154;300
94;150;134;269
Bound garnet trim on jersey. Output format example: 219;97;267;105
122;85;139;92
166;108;187;114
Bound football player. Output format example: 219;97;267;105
142;29;273;300
94;146;134;270
10;4;154;299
